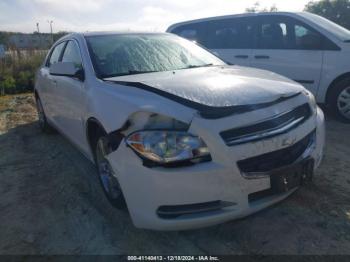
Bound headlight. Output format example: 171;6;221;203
303;90;317;112
126;131;211;165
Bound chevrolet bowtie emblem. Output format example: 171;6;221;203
282;138;296;147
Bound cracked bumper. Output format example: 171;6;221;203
106;107;325;230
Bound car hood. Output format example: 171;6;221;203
105;65;304;118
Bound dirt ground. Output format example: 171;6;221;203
0;93;350;255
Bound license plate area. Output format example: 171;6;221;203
270;159;314;193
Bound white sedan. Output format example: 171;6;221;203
35;32;325;230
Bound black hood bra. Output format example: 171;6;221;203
107;80;300;119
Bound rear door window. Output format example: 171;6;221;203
258;22;288;49
171;23;207;45
205;17;255;49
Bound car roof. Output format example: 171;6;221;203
167;11;305;31
56;31;170;42
65;31;167;37
82;31;168;37
55;31;175;46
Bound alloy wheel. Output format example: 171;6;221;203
337;86;350;120
96;138;122;200
36;98;45;128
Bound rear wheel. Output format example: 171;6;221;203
35;97;54;133
329;78;350;123
95;135;126;209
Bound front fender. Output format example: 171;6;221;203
85;81;196;133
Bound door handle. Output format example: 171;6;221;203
254;55;270;59
235;55;249;59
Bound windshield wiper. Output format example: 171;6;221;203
102;70;158;78
127;70;158;75
101;64;217;78
185;63;214;69
178;63;215;70
344;39;350;42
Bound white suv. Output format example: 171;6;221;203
167;12;350;122
35;32;324;230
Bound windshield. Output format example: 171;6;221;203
300;12;350;41
85;33;226;78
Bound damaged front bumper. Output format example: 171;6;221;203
106;104;325;230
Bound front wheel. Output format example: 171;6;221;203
329;79;350;123
95;136;126;209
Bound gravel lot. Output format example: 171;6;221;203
0;94;350;255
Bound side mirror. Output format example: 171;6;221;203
50;62;85;81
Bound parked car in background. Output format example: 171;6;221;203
167;12;350;122
35;32;324;230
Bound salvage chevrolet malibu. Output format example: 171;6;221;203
34;32;325;230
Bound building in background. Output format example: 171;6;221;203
0;31;69;50
8;33;52;50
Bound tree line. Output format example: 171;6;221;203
247;0;350;30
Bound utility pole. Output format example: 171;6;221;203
36;22;41;49
47;20;53;45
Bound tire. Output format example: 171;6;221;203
94;133;126;209
35;97;55;133
329;78;350;123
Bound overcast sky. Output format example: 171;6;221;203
0;0;311;33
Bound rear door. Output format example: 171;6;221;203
170;17;256;66
250;15;324;95
204;17;256;66
40;41;66;124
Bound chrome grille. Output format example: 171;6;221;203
220;103;312;146
237;131;315;175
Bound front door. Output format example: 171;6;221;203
53;40;87;149
250;15;324;96
42;41;66;124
